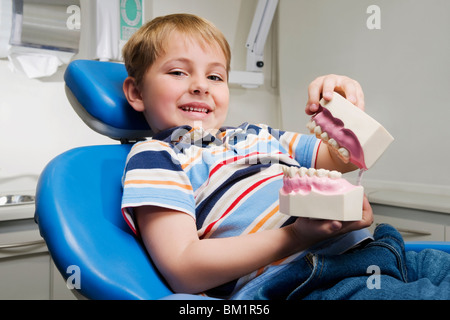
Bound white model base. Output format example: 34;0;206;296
279;186;364;221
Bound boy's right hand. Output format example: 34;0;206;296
305;74;365;115
290;195;373;245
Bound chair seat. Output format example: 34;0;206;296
35;144;173;299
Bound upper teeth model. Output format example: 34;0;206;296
307;92;394;170
279;166;364;221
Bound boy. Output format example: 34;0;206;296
121;14;449;299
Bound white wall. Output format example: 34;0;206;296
0;0;280;194
0;61;113;194
278;0;450;193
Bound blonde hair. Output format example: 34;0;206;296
122;13;231;87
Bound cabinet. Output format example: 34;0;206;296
369;203;449;242
366;187;450;242
0;205;77;300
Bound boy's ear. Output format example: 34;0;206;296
123;76;145;112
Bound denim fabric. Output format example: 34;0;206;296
231;224;450;300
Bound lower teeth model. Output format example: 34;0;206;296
279;166;364;221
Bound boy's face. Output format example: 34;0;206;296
137;32;229;133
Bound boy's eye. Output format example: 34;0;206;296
169;71;185;76
208;75;223;82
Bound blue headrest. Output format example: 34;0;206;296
64;59;153;141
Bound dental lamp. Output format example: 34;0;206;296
229;0;278;88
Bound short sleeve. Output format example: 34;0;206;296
121;140;196;234
263;124;320;168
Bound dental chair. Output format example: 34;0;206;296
34;59;450;300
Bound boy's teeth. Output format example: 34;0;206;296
182;106;208;113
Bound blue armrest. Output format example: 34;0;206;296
405;241;450;253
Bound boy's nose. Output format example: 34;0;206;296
189;76;209;95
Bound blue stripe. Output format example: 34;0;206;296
295;134;319;168
127;150;183;171
195;164;270;229
122;186;195;216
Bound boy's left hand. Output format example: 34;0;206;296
293;195;374;244
305;74;365;115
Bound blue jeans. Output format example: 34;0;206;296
231;224;450;300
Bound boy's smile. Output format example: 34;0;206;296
133;32;229;133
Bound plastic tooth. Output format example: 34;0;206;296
338;147;350;159
298;167;308;177
306;168;316;177
328;138;339;149
284;166;343;180
320;132;329;142
316;168;329;177
314;126;322;136
329;170;342;179
288;166;297;178
306;120;316;132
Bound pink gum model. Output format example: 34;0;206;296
279;166;364;221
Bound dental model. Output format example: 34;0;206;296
306;92;394;170
279;166;364;221
279;92;393;221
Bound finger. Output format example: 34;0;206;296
321;75;338;101
339;78;365;111
306;76;325;115
340;78;358;105
361;195;373;226
354;81;365;110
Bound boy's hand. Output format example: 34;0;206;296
290;195;373;245
305;74;365;115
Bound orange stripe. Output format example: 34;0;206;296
211;147;228;155
181;149;203;170
130;140;169;152
248;205;279;234
288;133;299;157
124;180;193;191
217;131;226;139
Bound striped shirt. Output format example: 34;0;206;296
121;123;370;297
